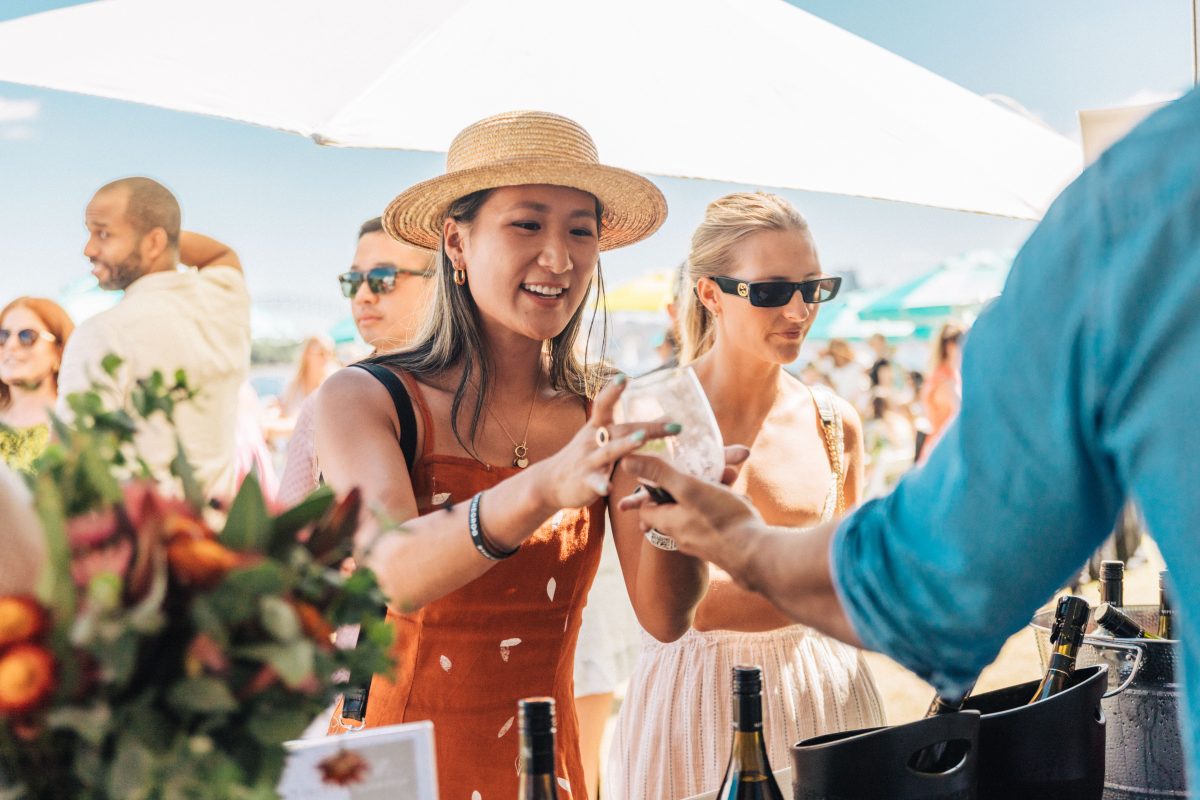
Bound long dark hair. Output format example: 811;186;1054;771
368;189;610;456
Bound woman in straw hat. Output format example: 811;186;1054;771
608;192;884;800
315;111;725;798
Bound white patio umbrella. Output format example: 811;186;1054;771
0;0;1079;220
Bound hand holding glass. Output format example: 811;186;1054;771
614;367;725;503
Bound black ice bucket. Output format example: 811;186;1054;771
961;663;1108;800
790;709;980;800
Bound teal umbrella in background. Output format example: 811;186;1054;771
328;315;362;346
858;250;1013;323
806;289;917;342
55;276;121;323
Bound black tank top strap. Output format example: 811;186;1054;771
351;362;418;473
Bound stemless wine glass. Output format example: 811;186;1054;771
615;367;725;501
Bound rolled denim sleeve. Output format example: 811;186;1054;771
830;162;1125;696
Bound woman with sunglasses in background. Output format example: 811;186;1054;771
608;192;883;800
277;218;434;505
0;297;74;472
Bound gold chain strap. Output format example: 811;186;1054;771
814;390;846;516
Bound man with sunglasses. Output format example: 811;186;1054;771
277;217;432;505
341;217;435;349
58;177;250;501
622;90;1200;783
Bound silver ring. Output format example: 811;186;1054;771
594;426;611;447
644;528;678;551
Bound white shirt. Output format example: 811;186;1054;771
57;266;251;501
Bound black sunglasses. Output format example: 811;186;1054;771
709;275;842;307
338;265;432;298
0;328;57;348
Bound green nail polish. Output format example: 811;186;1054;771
614;373;627;386
665;423;683;435
631;429;646;443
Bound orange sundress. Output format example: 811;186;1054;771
329;372;603;800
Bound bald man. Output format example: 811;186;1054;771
57;177;251;501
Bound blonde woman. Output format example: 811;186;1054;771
315;112;726;799
608;193;884;800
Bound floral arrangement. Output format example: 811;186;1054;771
0;362;394;799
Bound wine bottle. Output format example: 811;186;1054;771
716;666;785;800
909;681;977;772
923;681;976;718
1029;595;1090;703
1095;602;1160;640
1158;570;1175;639
1099;559;1125;608
517;697;559;800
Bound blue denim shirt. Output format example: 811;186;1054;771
832;88;1200;779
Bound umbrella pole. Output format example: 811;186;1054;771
1193;0;1199;86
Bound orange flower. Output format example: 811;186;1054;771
0;643;56;715
167;538;242;590
318;748;370;786
0;596;49;649
293;601;334;648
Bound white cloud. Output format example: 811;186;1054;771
1113;88;1183;109
0;97;41;123
0;125;35;141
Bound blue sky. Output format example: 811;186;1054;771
1;1;1195;333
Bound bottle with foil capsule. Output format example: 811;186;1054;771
909;681;977;771
1099;559;1124;608
1158;570;1175;639
1030;595;1091;703
1096;603;1160;640
517;697;559;799
716;665;785;800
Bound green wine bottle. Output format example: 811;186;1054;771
716;666;785;800
1029;595;1090;703
1096;602;1160;639
1099;559;1124;608
517;698;559;800
1157;570;1175;639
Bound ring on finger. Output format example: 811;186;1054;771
644;528;678;551
594;426;611;447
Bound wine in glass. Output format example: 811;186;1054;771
615;366;725;503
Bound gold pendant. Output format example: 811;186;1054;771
513;443;529;469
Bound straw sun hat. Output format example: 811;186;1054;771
383;111;667;252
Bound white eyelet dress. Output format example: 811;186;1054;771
604;388;885;800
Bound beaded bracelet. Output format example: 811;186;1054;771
468;491;520;561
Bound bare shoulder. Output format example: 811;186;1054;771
315;365;395;423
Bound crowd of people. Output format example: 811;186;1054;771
3;92;1198;799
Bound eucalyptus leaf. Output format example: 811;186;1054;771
46;704;113;746
259;595;301;642
171;439;205;510
107;735;155;800
100;353;123;377
237;640;315;687
246;707;312;745
167;676;239;714
31;474;75;620
220;472;270;552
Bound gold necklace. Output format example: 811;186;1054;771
486;373;541;468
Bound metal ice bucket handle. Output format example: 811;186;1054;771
1081;636;1145;699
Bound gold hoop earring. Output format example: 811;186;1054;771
454;268;467;286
